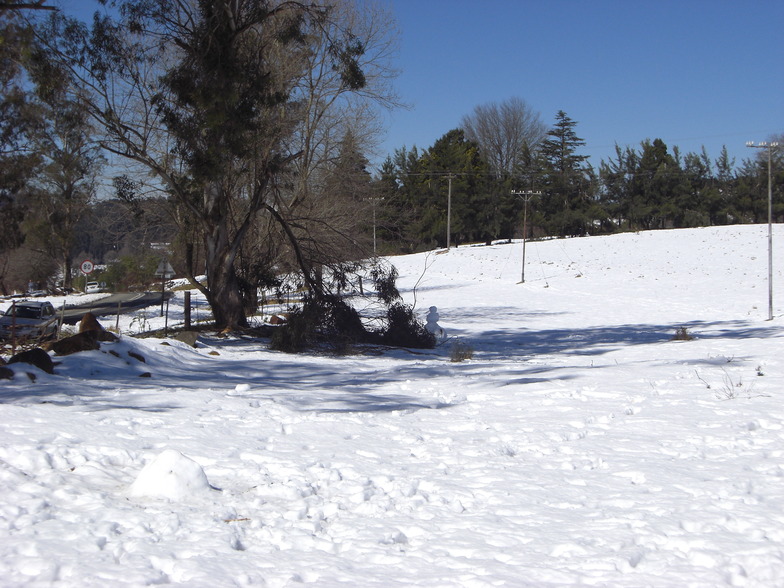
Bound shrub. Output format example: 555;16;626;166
377;303;435;349
449;338;474;362
270;296;367;353
270;268;435;352
672;326;693;341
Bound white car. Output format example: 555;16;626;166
85;282;102;293
0;301;58;341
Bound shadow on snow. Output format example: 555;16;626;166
1;315;780;413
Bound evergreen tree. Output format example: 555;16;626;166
386;145;426;252
537;110;593;236
712;146;737;224
678;148;711;227
599;144;637;230
418;129;493;247
736;139;783;224
628;138;681;229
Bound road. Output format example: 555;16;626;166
60;292;174;325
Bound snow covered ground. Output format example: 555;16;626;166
1;225;783;587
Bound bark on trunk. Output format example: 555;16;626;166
200;186;250;331
63;254;73;289
206;261;247;330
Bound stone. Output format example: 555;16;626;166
79;312;104;333
45;330;100;356
8;347;54;374
174;331;200;347
77;312;118;342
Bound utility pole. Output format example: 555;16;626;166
366;197;384;255
446;174;454;249
512;189;542;283
746;141;779;321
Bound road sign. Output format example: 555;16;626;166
80;259;94;274
155;260;175;279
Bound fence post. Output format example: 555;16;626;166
184;291;191;329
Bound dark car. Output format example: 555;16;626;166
0;301;58;341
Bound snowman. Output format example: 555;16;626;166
425;306;447;341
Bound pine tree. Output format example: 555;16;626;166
537;111;593;236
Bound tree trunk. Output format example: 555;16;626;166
205;257;247;330
62;253;73;289
200;185;250;331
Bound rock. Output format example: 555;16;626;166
174;331;200;347
8;348;54;374
97;330;119;342
78;312;118;343
0;366;13;380
127;351;146;363
79;312;103;333
45;330;100;356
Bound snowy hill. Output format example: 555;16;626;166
1;225;783;586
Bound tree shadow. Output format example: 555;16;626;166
2;314;780;414
442;308;784;364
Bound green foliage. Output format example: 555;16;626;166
537;111;593;237
374;108;781;253
270;271;435;352
100;252;160;291
0;10;40;256
270;296;367;354
370;263;399;304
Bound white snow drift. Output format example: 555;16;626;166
1;224;783;587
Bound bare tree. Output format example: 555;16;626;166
461;96;547;179
271;0;400;286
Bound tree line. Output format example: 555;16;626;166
372;106;782;253
1;2;781;333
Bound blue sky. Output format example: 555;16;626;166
60;0;783;172
379;0;784;171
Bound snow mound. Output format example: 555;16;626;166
129;449;212;500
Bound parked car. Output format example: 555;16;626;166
0;301;58;341
85;282;102;293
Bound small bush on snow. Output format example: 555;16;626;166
450;338;474;362
672;326;693;341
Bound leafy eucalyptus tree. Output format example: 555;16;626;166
0;7;40;291
37;0;397;330
23;51;103;290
